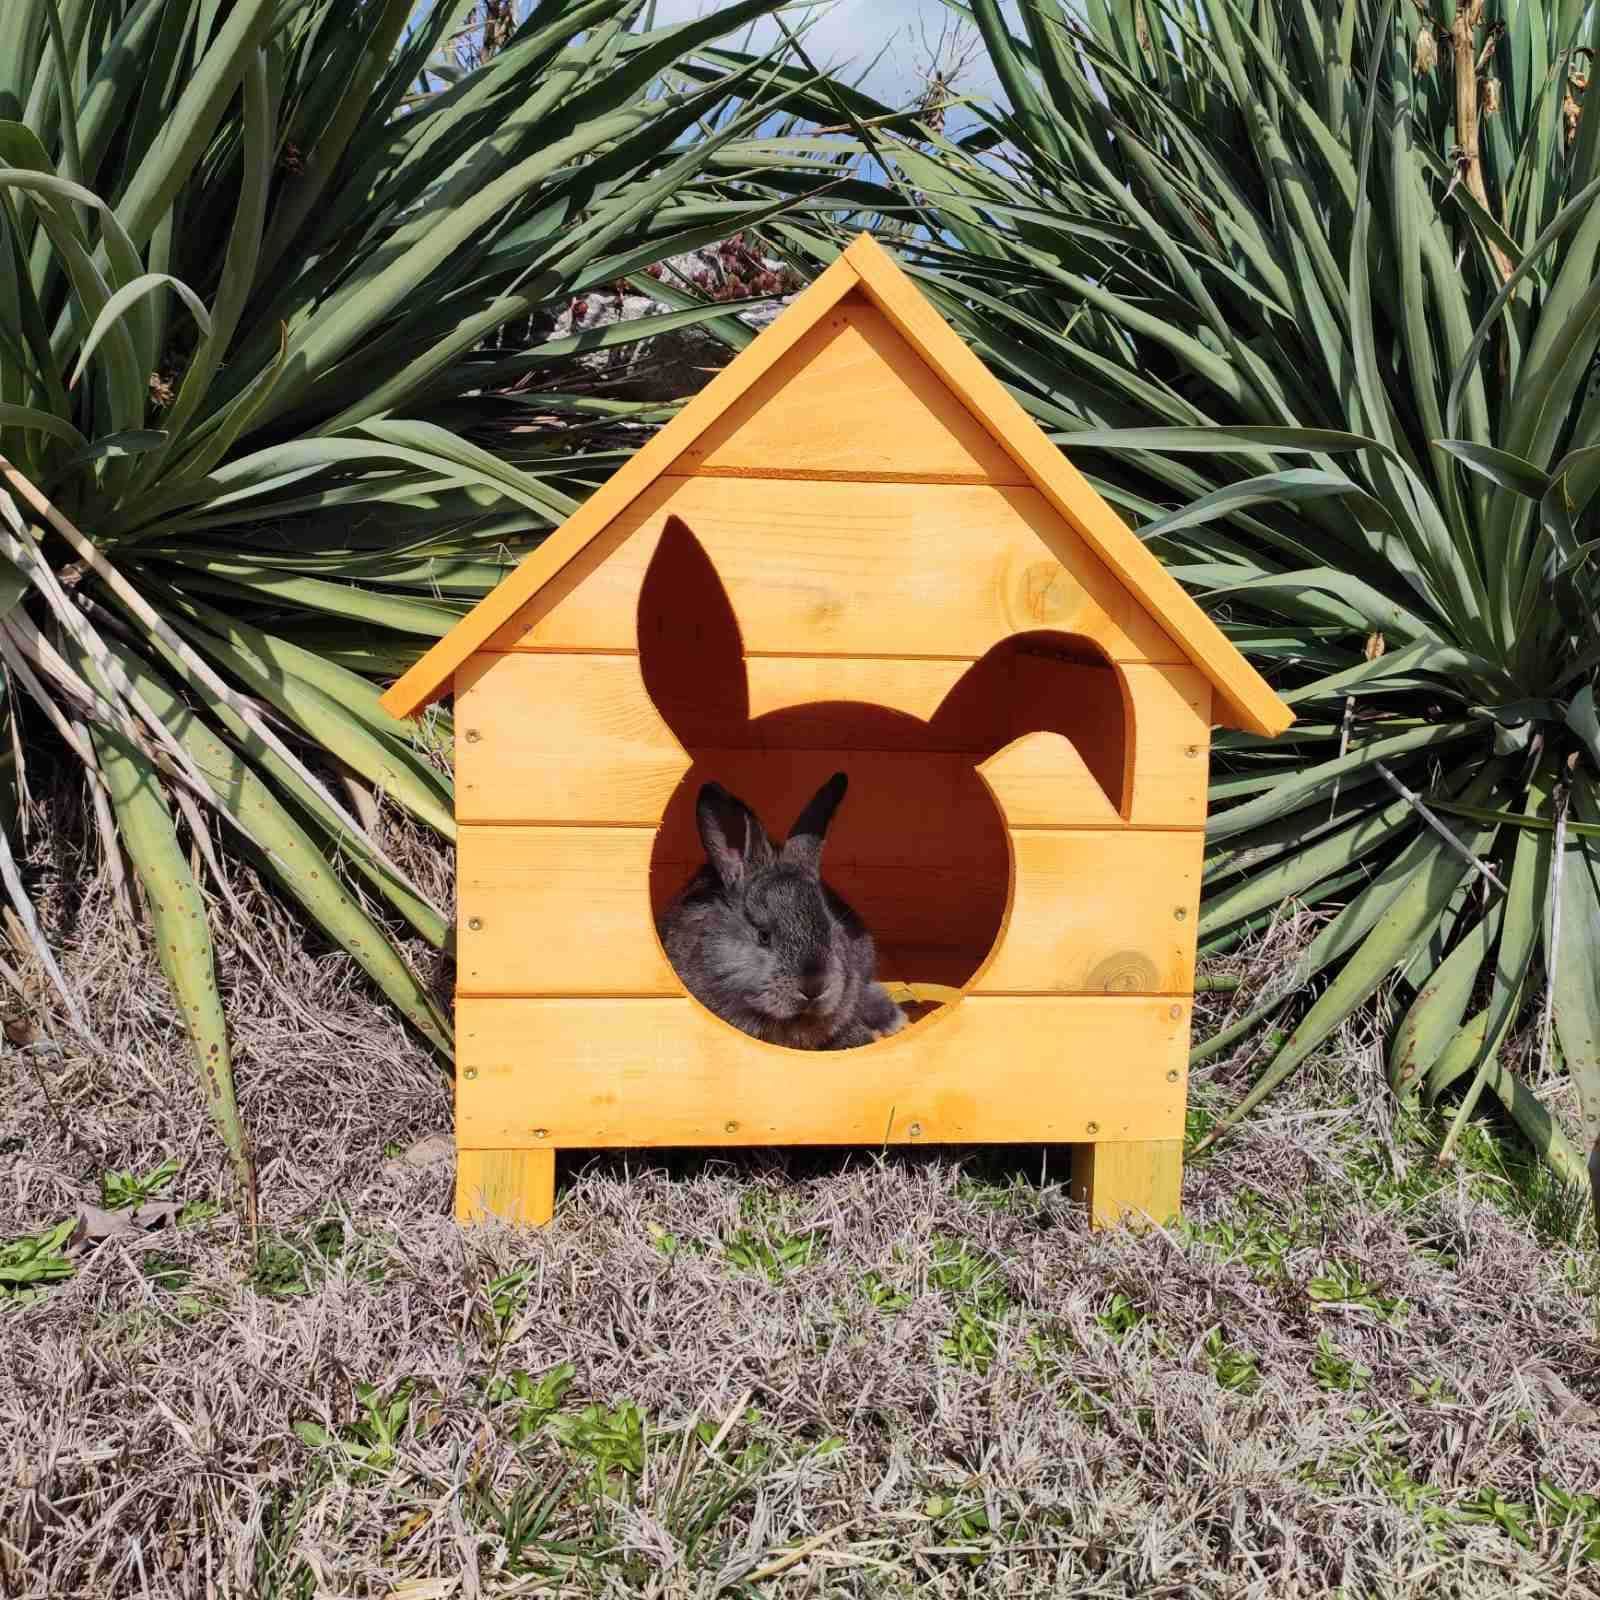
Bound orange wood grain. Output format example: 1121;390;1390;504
456;994;1189;1147
454;652;688;824
1071;1140;1183;1229
481;475;1186;665
458;827;677;995
457;1147;555;1225
971;829;1200;995
671;295;1027;484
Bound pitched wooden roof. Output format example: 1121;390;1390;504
379;232;1292;736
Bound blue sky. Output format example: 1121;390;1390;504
649;0;1010;110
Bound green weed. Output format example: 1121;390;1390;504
1307;1260;1409;1325
100;1157;179;1209
0;1217;75;1306
860;1270;911;1314
551;1400;646;1496
482;1361;576;1444
722;1226;822;1283
1094;1291;1146;1341
1202;1328;1261;1394
294;1380;422;1477
1310;1332;1369;1393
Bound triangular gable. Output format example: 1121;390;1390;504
379;233;1292;736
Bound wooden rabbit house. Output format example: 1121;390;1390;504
380;233;1292;1231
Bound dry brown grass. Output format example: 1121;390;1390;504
3;815;1600;1598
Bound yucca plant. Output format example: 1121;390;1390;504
0;0;838;1220
782;0;1600;1205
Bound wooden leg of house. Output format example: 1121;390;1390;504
456;1148;556;1225
1072;1139;1182;1229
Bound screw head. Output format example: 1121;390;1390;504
1085;1121;1099;1136
724;1120;739;1134
464;728;482;743
1174;906;1188;921
467;916;483;931
533;1127;547;1139
1184;744;1201;759
1169;1003;1184;1020
1166;1069;1180;1083
464;1067;478;1080
908;1121;923;1137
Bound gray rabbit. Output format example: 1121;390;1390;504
657;773;907;1049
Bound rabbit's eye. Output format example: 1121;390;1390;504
755;928;772;949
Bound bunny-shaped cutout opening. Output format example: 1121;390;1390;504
640;516;1133;1029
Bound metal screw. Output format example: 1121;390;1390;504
1169;1003;1184;1020
533;1127;547;1139
465;728;481;743
1174;906;1188;921
1166;1069;1180;1083
464;1067;478;1080
1184;744;1200;758
908;1121;923;1137
724;1120;739;1133
467;916;483;932
1085;1121;1099;1136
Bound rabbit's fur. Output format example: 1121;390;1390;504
657;773;907;1049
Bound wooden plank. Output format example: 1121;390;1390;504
972;829;1200;995
1124;665;1212;827
457;1148;555;1225
455;652;688;824
980;733;1124;827
458;827;677;995
378;251;865;718
456;994;1188;1147
483;475;1186;665
672;295;1027;484
1071;1140;1183;1229
840;233;1293;737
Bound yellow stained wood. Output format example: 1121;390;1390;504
379;250;864;718
672;295;1027;484
971;829;1201;995
458;827;677;994
980;732;1124;827
1071;1139;1183;1229
485;475;1185;665
839;234;1293;737
744;656;968;727
457;1147;556;1225
456;994;1188;1147
381;231;1292;740
1123;665;1212;827
455;652;688;824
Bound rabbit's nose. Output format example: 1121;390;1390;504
799;967;828;1002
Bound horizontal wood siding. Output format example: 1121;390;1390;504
456;994;1188;1147
482;476;1186;665
455;653;688;825
457;824;1199;999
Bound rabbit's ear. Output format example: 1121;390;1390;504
696;783;774;890
782;772;848;874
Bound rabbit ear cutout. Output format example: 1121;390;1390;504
696;782;775;890
782;772;848;873
638;516;749;747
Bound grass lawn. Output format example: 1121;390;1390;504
3;850;1600;1596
